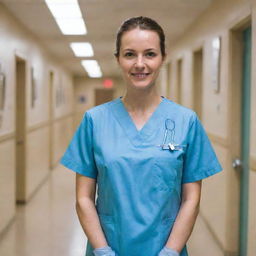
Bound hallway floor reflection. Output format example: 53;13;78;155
0;164;87;256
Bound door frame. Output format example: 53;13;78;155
228;15;251;255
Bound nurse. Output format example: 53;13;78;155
60;16;223;256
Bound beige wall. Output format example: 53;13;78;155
158;0;255;255
0;139;15;233
0;4;74;234
52;116;73;166
158;65;169;97
73;77;125;126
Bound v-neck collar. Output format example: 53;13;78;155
110;95;167;146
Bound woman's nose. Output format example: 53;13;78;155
134;56;145;69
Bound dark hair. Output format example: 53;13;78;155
114;16;166;58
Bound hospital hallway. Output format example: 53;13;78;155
0;0;256;256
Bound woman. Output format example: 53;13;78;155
60;16;223;256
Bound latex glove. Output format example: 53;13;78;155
158;246;180;256
93;246;116;256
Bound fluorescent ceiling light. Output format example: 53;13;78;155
55;18;87;35
45;0;76;4
45;0;82;19
70;43;94;57
45;0;87;35
81;60;102;78
45;2;82;19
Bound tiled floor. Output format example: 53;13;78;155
0;164;223;256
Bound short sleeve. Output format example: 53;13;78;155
60;112;98;179
182;113;223;184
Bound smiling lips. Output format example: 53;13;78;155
131;72;150;78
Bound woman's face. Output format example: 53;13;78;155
117;28;165;90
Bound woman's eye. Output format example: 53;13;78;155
146;52;157;57
124;52;134;57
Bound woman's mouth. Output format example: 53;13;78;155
131;72;150;78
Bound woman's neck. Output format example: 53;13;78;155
121;89;162;112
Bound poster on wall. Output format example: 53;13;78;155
211;36;221;93
56;77;65;108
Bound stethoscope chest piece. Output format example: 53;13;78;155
168;143;175;151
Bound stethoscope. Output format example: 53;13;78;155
162;119;175;150
157;119;186;151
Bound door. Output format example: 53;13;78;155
95;88;114;106
15;57;26;203
239;26;251;256
193;48;203;119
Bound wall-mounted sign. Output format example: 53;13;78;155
211;37;221;93
56;78;65;108
78;95;87;103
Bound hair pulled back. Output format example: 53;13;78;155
115;16;166;58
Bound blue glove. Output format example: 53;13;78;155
93;246;116;256
158;246;180;256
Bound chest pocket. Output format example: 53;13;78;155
153;159;176;191
153;148;184;191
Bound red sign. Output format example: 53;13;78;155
103;79;113;88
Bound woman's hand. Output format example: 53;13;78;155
93;246;116;256
158;246;179;256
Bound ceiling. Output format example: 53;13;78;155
1;0;212;78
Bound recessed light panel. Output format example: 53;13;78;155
70;43;94;57
45;0;87;35
81;60;102;78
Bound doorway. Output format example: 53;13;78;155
193;48;203;119
15;57;27;203
94;88;114;106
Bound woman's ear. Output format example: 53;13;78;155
115;54;120;64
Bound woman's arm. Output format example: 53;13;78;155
75;173;108;249
165;180;202;253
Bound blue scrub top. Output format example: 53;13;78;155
60;96;223;256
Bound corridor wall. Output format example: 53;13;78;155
73;77;125;127
0;4;74;235
160;0;256;255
